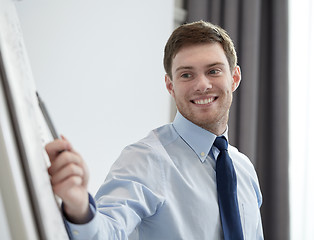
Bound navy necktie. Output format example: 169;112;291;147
214;136;244;240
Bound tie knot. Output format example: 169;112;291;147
213;136;228;151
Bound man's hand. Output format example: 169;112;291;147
45;136;92;224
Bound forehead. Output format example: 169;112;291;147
172;43;228;70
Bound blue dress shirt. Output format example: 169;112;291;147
66;112;264;239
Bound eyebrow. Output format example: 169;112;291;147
174;62;226;73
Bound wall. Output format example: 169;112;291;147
15;0;174;195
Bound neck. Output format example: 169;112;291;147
198;113;229;136
200;122;227;136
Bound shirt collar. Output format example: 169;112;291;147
172;111;228;162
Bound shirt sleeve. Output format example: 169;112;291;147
64;141;166;240
64;194;104;240
256;208;264;239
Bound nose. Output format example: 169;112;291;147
195;74;213;92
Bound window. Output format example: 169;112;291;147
289;0;314;239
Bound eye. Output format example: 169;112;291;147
208;69;221;75
181;73;193;79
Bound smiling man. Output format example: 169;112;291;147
165;42;241;136
46;21;263;240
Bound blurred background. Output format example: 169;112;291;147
14;0;314;239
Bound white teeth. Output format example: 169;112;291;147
195;98;214;104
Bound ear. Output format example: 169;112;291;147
165;74;175;97
231;65;241;92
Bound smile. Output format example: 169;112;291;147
192;97;217;105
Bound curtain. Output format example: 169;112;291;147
186;0;289;239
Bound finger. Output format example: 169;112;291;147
45;139;72;160
60;134;67;141
52;176;84;200
81;161;89;188
60;135;74;150
60;137;81;157
50;163;84;185
48;151;82;176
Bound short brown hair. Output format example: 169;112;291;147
163;20;237;79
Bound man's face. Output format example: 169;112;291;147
165;43;241;135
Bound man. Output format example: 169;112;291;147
46;21;263;239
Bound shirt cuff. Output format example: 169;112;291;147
63;193;99;240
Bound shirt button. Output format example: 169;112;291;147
72;230;79;236
200;152;205;157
